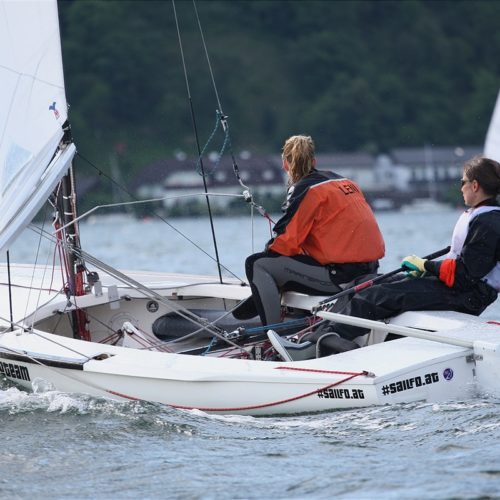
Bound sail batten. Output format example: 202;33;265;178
0;0;72;254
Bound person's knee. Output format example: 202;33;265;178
245;253;261;280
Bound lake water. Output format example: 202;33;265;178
2;209;500;499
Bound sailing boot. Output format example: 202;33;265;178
267;330;316;361
317;332;359;357
233;296;259;320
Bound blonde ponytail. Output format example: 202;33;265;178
282;135;316;185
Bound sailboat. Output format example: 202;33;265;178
485;89;500;163
1;1;500;416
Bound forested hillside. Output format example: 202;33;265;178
58;0;500;170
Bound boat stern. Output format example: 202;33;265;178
473;339;500;397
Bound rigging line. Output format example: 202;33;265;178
0;317;93;362
6;251;13;332
23;203;52;325
76;152;242;282
57;189;247;229
29;223;245;294
163;297;252;346
191;2;235;164
27;224;253;353
172;0;223;285
72;247;231;339
192;1;274;226
195;111;228;175
28;202;67;331
70;248;249;354
66;291;249;354
42;226;225;336
192;0;223;114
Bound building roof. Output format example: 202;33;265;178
391;145;483;167
315;152;375;169
132;145;485;195
132;154;284;190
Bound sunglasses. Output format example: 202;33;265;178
461;179;471;187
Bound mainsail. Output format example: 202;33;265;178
485;89;500;163
0;0;76;254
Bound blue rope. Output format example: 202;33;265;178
245;317;312;335
201;317;313;355
202;336;217;355
195;110;230;176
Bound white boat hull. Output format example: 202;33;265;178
0;320;482;416
1;264;499;415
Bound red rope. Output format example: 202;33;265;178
266;215;274;236
105;369;368;413
99;331;122;345
106;389;141;401
76;308;91;341
49;240;59;294
169;371;365;412
107;366;367;412
107;373;364;412
276;366;367;376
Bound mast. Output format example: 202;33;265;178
56;123;90;340
57;162;90;341
6;250;14;331
61;167;78;289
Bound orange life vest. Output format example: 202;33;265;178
269;170;385;265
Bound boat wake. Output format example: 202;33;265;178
0;384;87;414
1;374;497;427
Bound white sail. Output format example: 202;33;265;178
484;89;500;163
0;0;75;254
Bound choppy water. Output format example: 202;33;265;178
2;209;500;499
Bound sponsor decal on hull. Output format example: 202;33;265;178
382;372;439;396
381;368;454;397
317;388;365;400
0;361;30;381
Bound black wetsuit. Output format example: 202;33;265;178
328;203;500;341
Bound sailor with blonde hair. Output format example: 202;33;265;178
240;134;385;329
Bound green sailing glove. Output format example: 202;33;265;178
402;255;427;278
